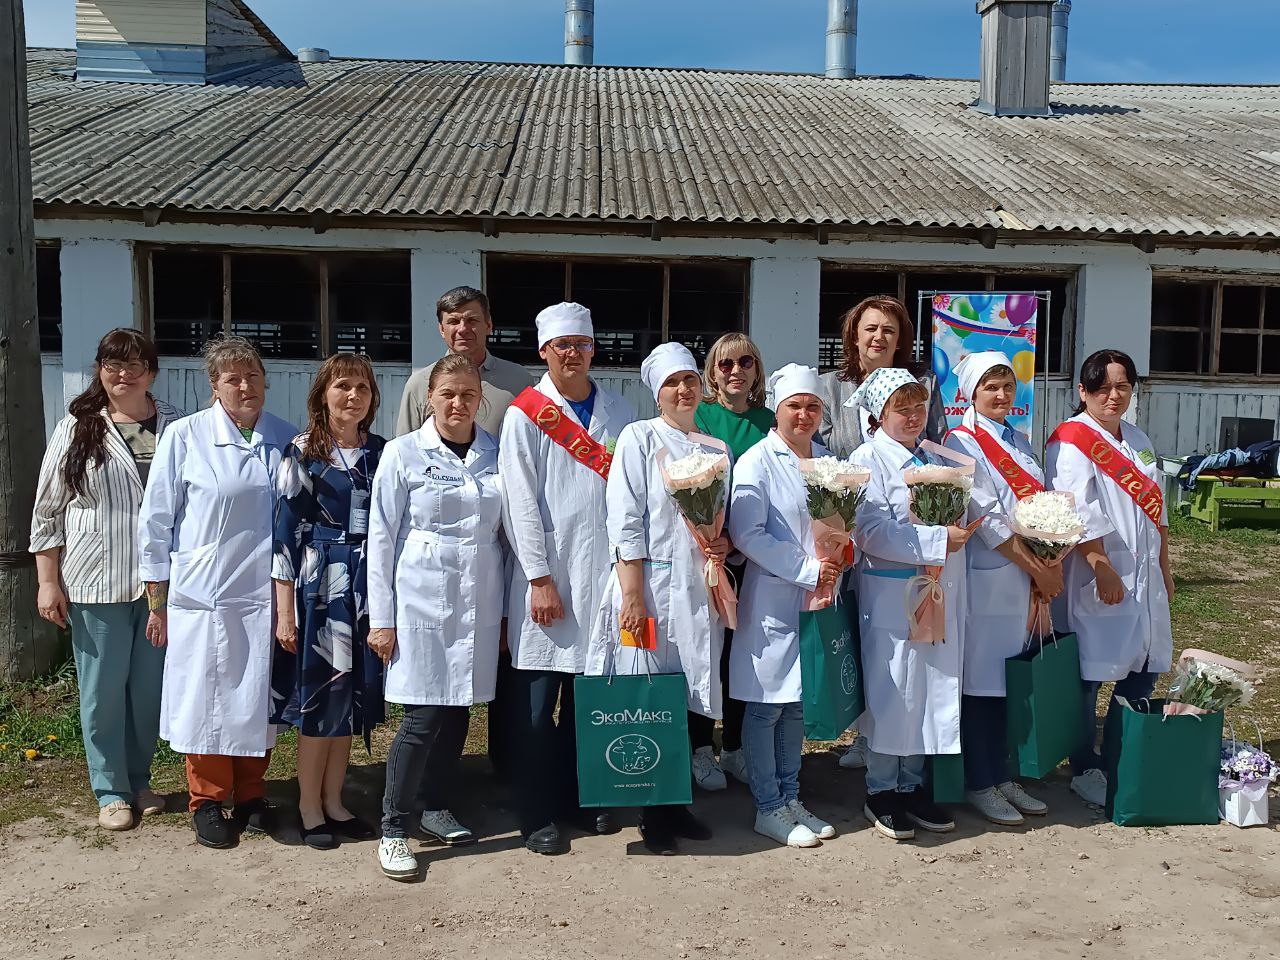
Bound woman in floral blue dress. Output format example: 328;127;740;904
272;353;386;850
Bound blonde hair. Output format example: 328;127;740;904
203;334;265;383
702;332;766;408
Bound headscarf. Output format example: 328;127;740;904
954;350;1014;429
846;366;928;420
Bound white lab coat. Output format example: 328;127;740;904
586;418;725;718
1045;412;1172;682
849;428;967;757
367;420;504;706
727;430;826;704
137;402;297;757
944;413;1044;696
499;373;636;673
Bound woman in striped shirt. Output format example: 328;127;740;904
31;329;183;831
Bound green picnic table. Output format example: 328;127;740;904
1188;474;1280;531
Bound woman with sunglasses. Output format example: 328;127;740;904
690;333;774;791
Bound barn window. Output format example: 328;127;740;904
1150;275;1280;377
143;247;411;362
485;255;748;367
36;245;62;354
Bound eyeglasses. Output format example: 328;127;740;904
547;338;595;356
716;355;755;374
101;360;148;376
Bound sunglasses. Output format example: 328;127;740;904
716;355;755;374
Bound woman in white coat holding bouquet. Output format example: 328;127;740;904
1045;348;1174;810
367;355;505;881
849;367;976;842
943;351;1060;826
586;342;731;855
728;364;843;848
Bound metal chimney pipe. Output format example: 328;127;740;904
825;0;857;78
564;0;594;66
1050;0;1071;82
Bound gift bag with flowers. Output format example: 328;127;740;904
797;456;870;611
902;440;976;643
1219;722;1276;828
657;437;737;629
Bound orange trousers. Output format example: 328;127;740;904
185;752;272;812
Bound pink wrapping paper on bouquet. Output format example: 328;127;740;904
657;435;737;630
902;440;976;644
1004;490;1086;640
796;459;870;611
1163;648;1257;716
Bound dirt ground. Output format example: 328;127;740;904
2;751;1277;960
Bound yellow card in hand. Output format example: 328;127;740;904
620;617;657;650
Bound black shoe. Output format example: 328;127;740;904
300;818;339;851
667;806;712;841
326;815;377;841
192;800;235;849
571;809;619;835
904;789;955;833
863;792;915;841
524;823;568;855
233;798;275;836
638;817;678;856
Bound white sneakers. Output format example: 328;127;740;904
719;748;750;785
419;809;474;845
967;787;1024;826
98;800;134;831
754;807;821;848
378;837;419;881
692;746;727;791
838;735;869;769
1070;769;1108;808
998;780;1048;816
787;799;836;839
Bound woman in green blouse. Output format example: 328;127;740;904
690;332;775;791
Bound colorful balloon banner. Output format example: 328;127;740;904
929;292;1041;436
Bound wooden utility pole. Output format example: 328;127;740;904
0;0;57;678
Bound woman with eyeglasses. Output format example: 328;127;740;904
31;329;183;831
689;332;774;791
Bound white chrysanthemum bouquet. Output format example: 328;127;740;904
1010;491;1086;562
798;456;870;609
1166;652;1256;716
658;438;736;628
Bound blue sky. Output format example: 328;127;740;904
23;0;1280;84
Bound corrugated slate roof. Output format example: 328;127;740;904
25;48;1280;239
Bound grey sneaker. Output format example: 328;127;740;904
839;735;869;769
786;799;836;839
691;746;727;791
719;748;749;785
419;809;474;845
1070;769;1107;808
998;780;1048;816
967;787;1024;826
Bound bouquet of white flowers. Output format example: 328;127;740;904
658;438;736;629
798;456;870;610
1010;491;1086;562
901;441;976;643
1166;653;1256;716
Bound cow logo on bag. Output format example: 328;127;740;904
840;653;857;696
605;734;662;776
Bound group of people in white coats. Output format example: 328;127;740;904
32;286;1174;880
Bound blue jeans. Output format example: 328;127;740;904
961;695;1011;791
67;600;165;805
1071;670;1158;775
741;701;804;813
865;750;925;795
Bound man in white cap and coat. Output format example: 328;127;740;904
499;302;637;855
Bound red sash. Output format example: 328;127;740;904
1048;420;1164;526
512;387;613;480
948;424;1044;500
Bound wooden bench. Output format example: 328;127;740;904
1188;475;1280;531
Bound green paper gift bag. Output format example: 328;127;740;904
1005;631;1087;779
799;589;864;741
574;672;693;808
1103;697;1224;827
929;752;966;805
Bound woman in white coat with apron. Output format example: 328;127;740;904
943;352;1060;826
1045;349;1174;810
367;355;504;882
138;336;298;850
728;364;842;848
586;342;730;856
848;367;975;842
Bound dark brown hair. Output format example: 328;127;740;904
1072;349;1139;416
836;295;918;383
300;354;381;463
436;286;490;322
63;329;159;495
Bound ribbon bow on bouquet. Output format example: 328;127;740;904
657;436;737;630
902;440;977;644
1005;490;1087;638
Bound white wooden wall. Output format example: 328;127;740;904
1138;381;1280;457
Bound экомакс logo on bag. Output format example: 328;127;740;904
605;734;662;775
